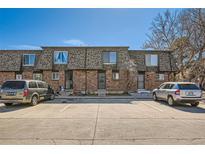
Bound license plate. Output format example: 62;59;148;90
185;91;194;96
6;92;16;96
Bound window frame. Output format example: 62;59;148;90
103;51;117;64
16;74;22;80
23;54;36;66
145;54;158;66
33;73;43;81
54;51;69;64
52;72;60;81
156;73;165;81
112;70;120;80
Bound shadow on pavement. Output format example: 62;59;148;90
0;103;32;113
155;100;205;113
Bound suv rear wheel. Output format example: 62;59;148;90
191;102;199;107
4;103;13;106
31;95;38;106
167;96;175;106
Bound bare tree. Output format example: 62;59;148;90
144;8;205;88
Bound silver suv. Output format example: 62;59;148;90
152;82;202;106
0;80;55;106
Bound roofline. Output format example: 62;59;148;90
0;50;42;52
41;46;129;49
128;50;172;52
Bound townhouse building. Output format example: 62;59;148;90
0;46;176;95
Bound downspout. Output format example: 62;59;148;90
168;51;173;81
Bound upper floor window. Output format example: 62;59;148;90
23;54;36;66
54;51;68;64
145;54;158;66
103;52;117;64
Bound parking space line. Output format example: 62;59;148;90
59;105;72;112
141;102;163;112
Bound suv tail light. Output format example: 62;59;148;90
175;89;180;95
23;89;29;97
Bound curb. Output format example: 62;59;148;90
54;96;153;99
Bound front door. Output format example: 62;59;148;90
138;74;145;89
98;71;106;89
65;71;73;89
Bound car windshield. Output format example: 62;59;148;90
178;84;200;90
1;81;26;90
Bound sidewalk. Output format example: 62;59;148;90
55;94;153;99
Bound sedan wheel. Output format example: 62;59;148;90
167;96;175;106
153;93;158;101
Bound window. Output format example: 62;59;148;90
156;73;165;81
178;84;200;90
29;81;38;88
145;54;158;66
112;70;120;80
54;51;68;64
2;81;26;89
37;82;44;88
23;54;36;66
162;84;174;89
162;84;171;89
52;72;60;80
16;74;22;80
103;52;117;64
33;73;43;81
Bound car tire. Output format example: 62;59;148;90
4;103;13;106
191;102;199;107
153;93;158;101
167;96;175;106
31;95;38;106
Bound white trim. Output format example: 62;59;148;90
52;72;60;80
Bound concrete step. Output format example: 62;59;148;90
98;89;106;97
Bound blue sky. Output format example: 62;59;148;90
0;8;177;50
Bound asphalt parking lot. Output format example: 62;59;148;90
0;99;205;145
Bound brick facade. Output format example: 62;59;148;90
43;70;65;91
106;69;128;93
145;72;169;90
0;47;175;94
